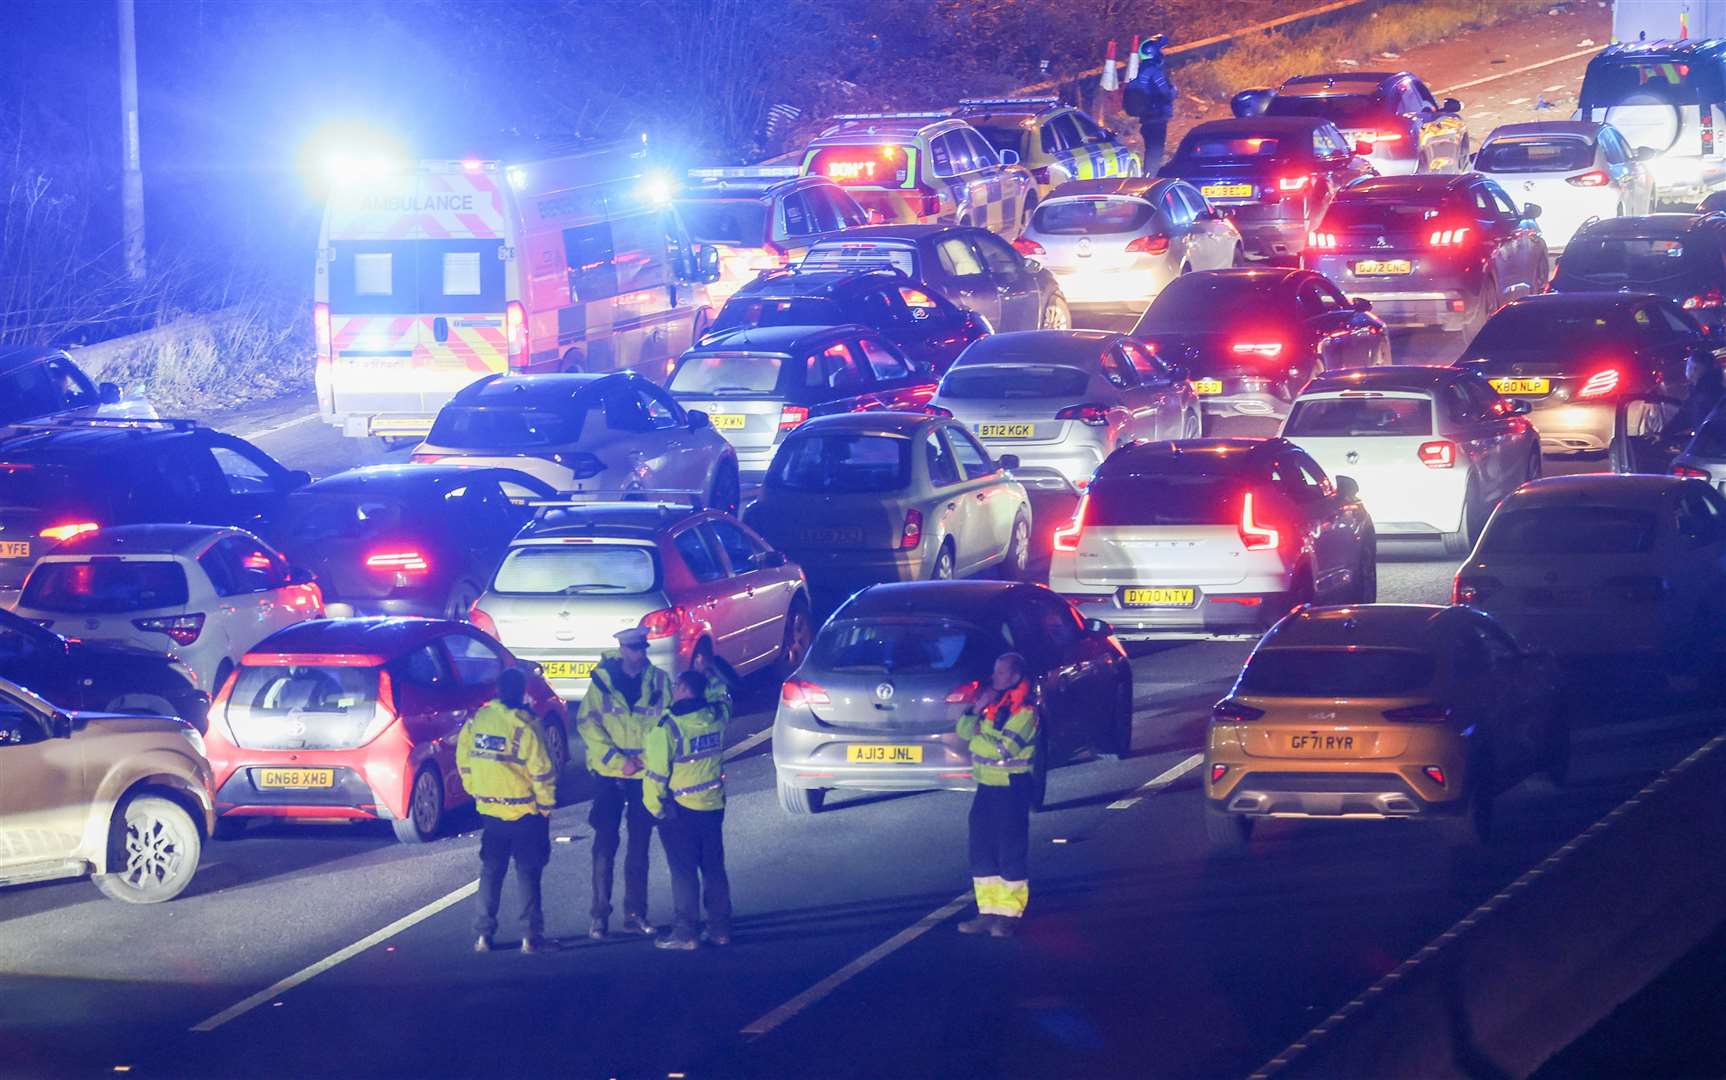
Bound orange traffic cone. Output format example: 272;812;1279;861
1681;8;1690;37
1125;35;1141;82
1100;39;1119;92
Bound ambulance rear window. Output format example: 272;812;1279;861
329;240;505;315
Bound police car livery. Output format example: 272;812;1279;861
799;113;1035;236
954;97;1141;204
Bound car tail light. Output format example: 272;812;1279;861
506;300;529;366
1126;234;1170;255
1013;237;1045;256
313;301;332;362
1429;225;1472;248
1418;440;1457;469
1704;110;1715;156
779;404;809;432
1453;575;1501;604
1684;287;1725;310
1307;231;1339;249
945;679;980;704
357;669;400;746
781;678;831;708
467;603;499;637
1578;367;1621;399
1211;698;1265;724
1055;403;1109;427
1606;574;1668;603
39;521;99;542
900;509;923;550
1422;765;1447;787
1383;703;1454;723
923;404;954;418
133;613;205;646
1210;763;1229;782
1276;174;1312;194
550;451;606;478
365;550;431;574
1053;493;1090;552
1231;341;1284;359
1374;131;1406;144
409;452;445;464
1674;464;1712;479
1238;491;1279;551
639;606;688;641
1566;169;1611;187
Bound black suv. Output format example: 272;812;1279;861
705;268;989;374
0;418;310;593
1552;213;1726;330
0;607;208;728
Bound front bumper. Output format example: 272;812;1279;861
773;717;977;792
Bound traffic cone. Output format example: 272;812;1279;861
1681;8;1690;38
1125;35;1141;82
1100;39;1119;92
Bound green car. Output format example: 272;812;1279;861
743;412;1034;603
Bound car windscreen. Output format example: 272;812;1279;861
21;559;190;613
1238;647;1437;696
274;494;407;542
1264;93;1384;127
940;364;1090;400
811;618;996;675
675;199;770;246
767;433;911;493
1032;198;1156;236
968;123;1028;158
1581;58;1720;110
427;404;590;448
1466;307;1636;364
1134;275;1297;332
1086;472;1244;526
708;297;848;338
1173;132;1298;162
1479;505;1659;554
491;545;660;596
670;353;789;395
1474;138;1595;173
225;665;382;750
1284;395;1435;436
1555;233;1695;285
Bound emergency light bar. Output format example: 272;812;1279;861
830;112;952;121
956;97;1061;109
687;166;801;180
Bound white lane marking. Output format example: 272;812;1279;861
1438;44;1603;95
1542;84;1565;92
232;413;315;441
190;879;479;1033
724;727;773;761
1506;97;1530;106
739;892;972;1038
1107;751;1205;810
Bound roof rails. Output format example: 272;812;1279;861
0;416;201;435
828;112;952;122
515;488;710;518
957;96;1061;110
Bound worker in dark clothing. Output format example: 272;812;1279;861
1666;351;1726;440
1122;34;1176;173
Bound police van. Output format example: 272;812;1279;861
313;140;720;440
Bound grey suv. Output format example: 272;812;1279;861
1579;38;1726;204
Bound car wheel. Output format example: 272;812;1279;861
708;462;740;516
391;766;444;844
103;693;180;719
1231;245;1248;268
998;514;1031;581
1203;803;1254;855
773;599;815;680
93;794;202;904
446;580;482;622
930;542;956;580
1436;768;1494;847
777;774;824;816
1104;678;1134;759
1028;727;1050;812
541;713;570;773
1039;295;1071;331
1441;477;1482;556
1182;408;1203;439
1355;546;1378;604
1525;448;1542;485
1287;565;1316;613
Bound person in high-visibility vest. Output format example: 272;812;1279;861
457;666;559;954
577;626;674;940
643;669;732;950
955;652;1040;938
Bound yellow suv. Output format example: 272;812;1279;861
1204;604;1564;852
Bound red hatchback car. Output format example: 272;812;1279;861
203;618;566;843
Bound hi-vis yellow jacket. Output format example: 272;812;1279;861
456;700;557;820
642;699;727;817
957;681;1039;786
577;652;673;780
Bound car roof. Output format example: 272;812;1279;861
814;115;969;140
0;420;205;463
1597;38;1726;61
1498;291;1666;314
1183;116;1331;138
688;324;867;354
737;268;909;298
1482;120;1604;142
1577;212;1721;237
953;97;1065;118
840;579;1024;617
450;372;620;404
955;329;1117;366
245;617;455;662
0;345;71;374
807;223;963;244
1339;173;1474;199
300;464;530;496
1047;177;1169;201
678;173;824;201
1280;72;1403;92
794;411;941;437
1165;266;1310;288
1504;473;1689;507
520;502;701;539
1265;604;1451;650
49;523;243;557
1306;366;1463;392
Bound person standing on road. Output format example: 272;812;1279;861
457;667;559;955
1664;350;1726;440
1123;34;1176;173
643;669;732;951
955;652;1040;939
577;626;673;940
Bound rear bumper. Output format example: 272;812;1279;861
508;639;689;702
1046;262;1172;306
1198;392;1288;433
1351;474;1468;536
773;719;976;792
1523;399;1615;453
1646;154;1726;199
322;594;444;619
1205;772;1462;818
782;549;927;597
1060;588;1291;639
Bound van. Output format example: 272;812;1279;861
313;141;720;441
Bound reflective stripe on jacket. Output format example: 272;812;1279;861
456;700;557;821
642;700;727;817
957;682;1039;786
576;651;673;779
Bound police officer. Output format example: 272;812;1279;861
577;626;673;939
643;669;732;950
955;652;1039;939
1123;34;1176;173
457;667;558;954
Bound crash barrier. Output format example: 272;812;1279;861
1254;720;1726;1079
67;308;236;380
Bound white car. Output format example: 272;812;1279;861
1013;177;1241;313
1280;367;1543;555
1471;121;1656;250
411;372;742;514
1454;475;1726;663
12;525;324;692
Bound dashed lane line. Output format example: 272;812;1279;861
232;412;315;441
725;727;773;761
1106;751;1205;810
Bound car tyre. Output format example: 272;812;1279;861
930;541;956;581
998;513;1032;581
1231;245;1248;268
541;713;570;774
708;461;741;516
1104;678;1134;759
1039;295;1071;331
777;775;824;816
1204;803;1253;855
392;766;445;844
1437;755;1494;846
1182;407;1203;439
773;598;815;680
1355;544;1378;604
1441;476;1482;556
93;794;202;904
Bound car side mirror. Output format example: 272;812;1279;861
1230;88;1274;118
1443;97;1462;113
287;565;317;586
1334;474;1361;502
1350;296;1373;312
998;148;1021;167
1354;141;1374;157
50;711;72;739
285;469;312;490
1636;145;1658;162
1083;616;1114;636
700;245;722;284
752;550;790;569
1507;398;1532;416
688;409;712;431
998;453;1021;470
1196;208;1224;221
1522;202;1542;220
97;381;122;405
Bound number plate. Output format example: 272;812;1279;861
846;744;924;764
978;422;1035;438
800;526;864;545
0;541;28;559
709;414;747;430
255;768;336;790
1353;259;1412;276
1288;734;1356;753
1192;378;1224;395
1201;183;1254;200
1121;586;1196;608
1489;376;1550;395
542;660;598;679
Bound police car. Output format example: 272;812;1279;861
675;167;874;304
799;113;1035;235
953;97;1141;204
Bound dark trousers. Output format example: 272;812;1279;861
1139;120;1169;174
660;806;732;938
588;776;654;921
968;775;1032;883
474;813;550;939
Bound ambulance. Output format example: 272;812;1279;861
313;140;720;440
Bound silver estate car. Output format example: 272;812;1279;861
469;502;814;702
930;330;1201;488
773;580;1134;814
1047;438;1377;639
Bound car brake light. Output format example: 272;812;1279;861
781;678;830;707
1210;763;1229;782
1056;403;1110;427
133;613;205;646
1383;703;1454;723
945;679;980;704
1231;341;1284;359
467;603;499;637
409;452;445;464
1126;234;1170;254
1013;236;1045;256
1307;231;1339;249
639;606;688;641
505;300;529;366
1418;440;1457;469
313;302;332;362
1704;110;1716;156
924;404;954;418
1453;575;1501;604
365;550;431;574
1429;226;1472;248
779;404;809;432
900;509;923;550
356;669;400;745
1053;493;1090;552
1278;174;1312;192
1422;765;1447;787
1239;491;1279;550
1374;131;1406;143
1674;464;1712;479
39;521;99;542
1211;698;1265;723
1566;169;1611;188
1684;287;1725;310
1578;367;1621;399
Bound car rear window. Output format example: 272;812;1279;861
274;494;406;542
427;404;590;448
806;146;918;189
226;665;382;750
670;354;788;395
1474;138;1595;173
940;365;1090;400
1032;198;1155;236
1556;234;1694;284
1086;473;1243;526
709;297;847;337
21;559;190;613
1582;59;1720;110
801;243;917;276
1134;275;1297;331
1478;506;1659;554
491;545;659;596
1320;197;1451;232
1238;647;1437;696
811;618;994;675
1264;93;1384;127
1466;307;1634;363
1177;133;1288;160
768;433;910;493
1284;396;1435;436
676;199;770;246
0;462;102;508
